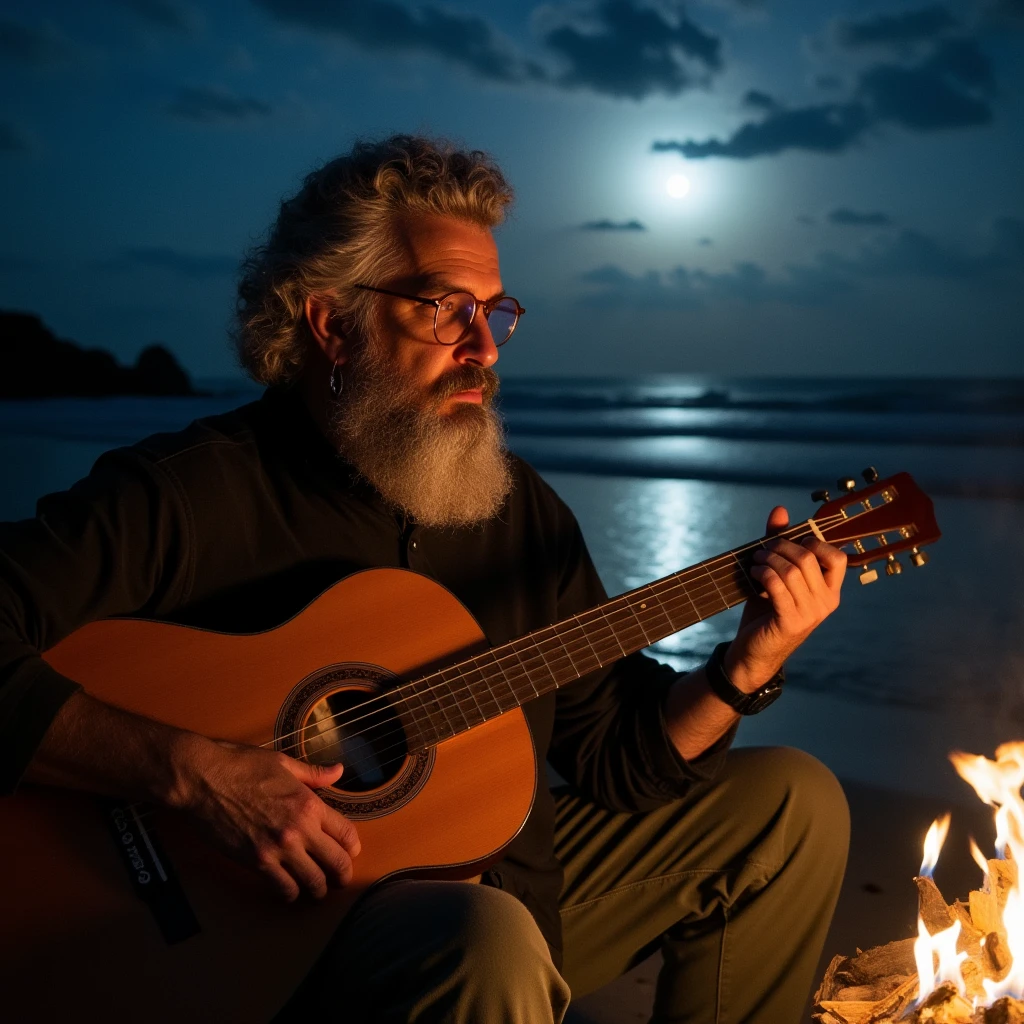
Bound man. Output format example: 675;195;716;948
0;136;849;1022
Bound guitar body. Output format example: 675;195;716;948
0;569;537;1022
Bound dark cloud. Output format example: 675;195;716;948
254;0;722;100
697;237;713;246
109;0;196;34
858;58;991;130
541;0;722;99
815;74;843;91
102;246;238;278
253;0;542;85
166;86;272;122
653;102;870;159
654;34;994;158
828;208;893;227
836;4;957;50
742;88;777;111
579;218;1024;310
0;121;28;153
580;219;646;231
0;18;76;67
580;260;852;308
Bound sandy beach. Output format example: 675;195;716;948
566;776;999;1023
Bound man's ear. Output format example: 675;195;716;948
305;295;349;366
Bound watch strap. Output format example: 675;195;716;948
704;642;784;716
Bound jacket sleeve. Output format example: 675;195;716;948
0;448;192;793
546;492;736;813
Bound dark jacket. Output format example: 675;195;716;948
0;387;733;964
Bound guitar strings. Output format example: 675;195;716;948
127;511;861;824
264;515;848;762
261;516;851;777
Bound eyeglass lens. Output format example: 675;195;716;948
434;293;519;346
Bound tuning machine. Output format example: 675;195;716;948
837;477;857;493
862;466;879;483
910;546;929;567
885;554;903;576
859;567;879;585
811;489;830;503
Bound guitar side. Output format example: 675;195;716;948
0;568;537;1022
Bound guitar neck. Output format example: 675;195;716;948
398;534;770;751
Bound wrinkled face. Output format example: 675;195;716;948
328;213;513;529
364;212;505;414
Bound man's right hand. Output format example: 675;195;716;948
169;735;361;902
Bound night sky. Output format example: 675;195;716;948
2;0;1022;380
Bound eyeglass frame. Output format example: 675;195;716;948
352;283;525;347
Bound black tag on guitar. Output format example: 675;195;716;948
102;800;201;945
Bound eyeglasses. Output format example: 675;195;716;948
353;283;525;347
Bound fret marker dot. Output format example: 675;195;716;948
640;603;646;609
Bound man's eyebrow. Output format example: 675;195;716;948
418;274;507;301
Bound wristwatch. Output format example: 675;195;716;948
704;642;784;715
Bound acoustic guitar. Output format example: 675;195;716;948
0;469;939;1021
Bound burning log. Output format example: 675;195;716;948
815;744;1024;1024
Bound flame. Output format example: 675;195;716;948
914;916;967;1003
969;836;990;879
947;743;1024;1004
919;812;951;878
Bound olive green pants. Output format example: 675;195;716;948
282;747;849;1024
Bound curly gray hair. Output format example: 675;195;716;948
233;135;515;386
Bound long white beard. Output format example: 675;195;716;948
327;345;513;529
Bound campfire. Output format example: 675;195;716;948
815;744;1024;1024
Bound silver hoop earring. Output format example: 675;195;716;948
329;361;343;397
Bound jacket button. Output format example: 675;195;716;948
410;540;418;550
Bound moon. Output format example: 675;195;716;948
666;174;691;199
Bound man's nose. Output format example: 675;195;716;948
453;315;499;368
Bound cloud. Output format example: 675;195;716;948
580;218;646;231
253;0;542;85
580;259;852;308
653;101;870;158
166;86;272;122
828;208;893;226
836;4;958;50
540;0;722;99
579;218;1024;310
255;0;722;100
0;121;28;153
697;236;713;246
797;214;815;226
0;18;78;67
742;88;777;111
101;246;238;278
653;34;994;158
109;0;197;34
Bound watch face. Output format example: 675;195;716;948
744;684;783;715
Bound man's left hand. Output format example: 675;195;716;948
724;506;847;693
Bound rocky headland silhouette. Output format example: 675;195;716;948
1;311;196;398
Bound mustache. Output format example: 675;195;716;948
431;365;500;403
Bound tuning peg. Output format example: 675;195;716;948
837;477;857;493
910;546;929;567
862;466;879;483
811;489;830;503
885;554;903;576
859;567;879;585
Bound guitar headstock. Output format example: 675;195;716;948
810;468;941;584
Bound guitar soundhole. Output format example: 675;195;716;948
302;687;407;793
276;663;433;819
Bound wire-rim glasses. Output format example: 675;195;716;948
353;283;525;347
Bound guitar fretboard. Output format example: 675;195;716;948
395;541;765;751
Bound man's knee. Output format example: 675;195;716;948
740;746;850;867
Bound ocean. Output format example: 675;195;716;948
2;376;1023;801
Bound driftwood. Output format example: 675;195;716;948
815;859;1021;1024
